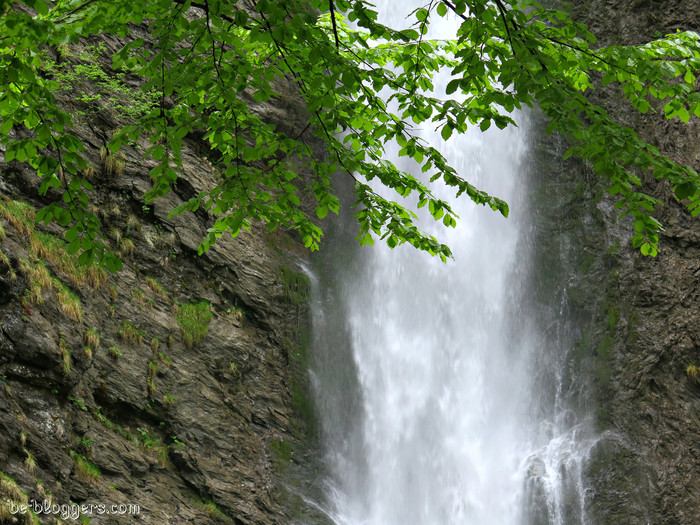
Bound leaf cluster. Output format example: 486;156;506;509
0;0;698;265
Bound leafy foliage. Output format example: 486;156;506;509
0;0;698;263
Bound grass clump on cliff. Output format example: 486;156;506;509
147;360;157;395
28;230;106;289
176;301;212;347
17;258;84;322
0;198;35;236
146;277;171;302
59;338;72;375
0;470;40;524
0;249;15;280
57;284;83;322
84;327;100;350
70;451;100;481
119;321;144;345
19;258;51;304
108;345;122;359
194;499;233;524
686;363;700;385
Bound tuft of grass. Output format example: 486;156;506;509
103;151;126;176
158;351;171;367
23;449;35;474
83;265;107;289
0;470;39;524
162;393;175;406
147;361;158;395
226;305;244;322
126;214;141;232
68;395;88;411
79;434;93;452
119;321;144;345
176;301;212;347
0;221;4;240
119;238;135;257
109;226;122;245
57;285;83;322
70;451;100;481
131;288;144;303
84;346;93;360
146;277;169;301
0;471;26;503
0;198;35;236
28;231;106;289
18;254;91;322
108;345;122;359
197;500;233;523
687;363;700;385
108;203;122;217
85;327;100;350
0;249;15;280
150;337;160;356
19;258;51;304
59;339;71;375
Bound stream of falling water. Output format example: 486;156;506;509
307;2;597;524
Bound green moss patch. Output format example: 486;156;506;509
176;301;212;347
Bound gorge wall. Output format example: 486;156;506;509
0;31;321;525
528;1;700;523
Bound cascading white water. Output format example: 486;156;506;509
308;2;596;524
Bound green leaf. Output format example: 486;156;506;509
674;181;696;200
446;79;460;95
65;227;79;242
33;0;49;15
105;255;123;273
441;124;453;141
640;243;656;256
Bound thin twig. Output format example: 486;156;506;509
328;0;340;49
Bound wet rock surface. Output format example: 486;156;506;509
528;1;700;523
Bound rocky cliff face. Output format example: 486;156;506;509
0;33;321;525
529;1;700;523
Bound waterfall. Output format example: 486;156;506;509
308;2;596;524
